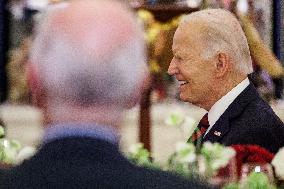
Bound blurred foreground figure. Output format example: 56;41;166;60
0;0;211;188
168;9;284;153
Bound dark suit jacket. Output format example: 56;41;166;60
0;137;211;189
202;83;284;153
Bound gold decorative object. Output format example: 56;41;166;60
240;15;283;78
6;38;31;104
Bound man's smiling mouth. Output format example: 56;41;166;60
179;81;189;86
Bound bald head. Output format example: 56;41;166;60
181;9;253;74
30;0;148;107
47;0;138;57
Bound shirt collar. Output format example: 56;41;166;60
205;78;250;135
43;122;119;145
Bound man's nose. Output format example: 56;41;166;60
168;59;178;75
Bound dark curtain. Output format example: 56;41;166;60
0;0;8;102
272;0;283;99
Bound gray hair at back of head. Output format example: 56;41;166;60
30;10;148;106
181;9;253;74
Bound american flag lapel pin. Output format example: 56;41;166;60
214;131;221;137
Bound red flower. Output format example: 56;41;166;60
230;144;274;178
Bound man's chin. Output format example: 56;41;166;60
179;94;190;102
179;94;197;104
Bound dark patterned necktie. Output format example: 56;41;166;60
187;113;210;144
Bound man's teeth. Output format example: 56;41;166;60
179;81;189;85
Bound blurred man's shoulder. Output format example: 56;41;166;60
126;166;212;189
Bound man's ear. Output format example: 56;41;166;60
214;52;230;78
26;61;42;106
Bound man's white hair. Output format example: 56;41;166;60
30;9;148;106
181;9;253;74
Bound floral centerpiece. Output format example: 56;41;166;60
127;142;281;188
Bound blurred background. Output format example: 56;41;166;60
0;0;284;163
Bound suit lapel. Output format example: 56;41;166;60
203;83;258;143
203;114;230;143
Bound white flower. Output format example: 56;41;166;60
0;139;22;164
201;142;236;171
272;147;284;180
181;116;197;137
16;146;36;164
127;143;152;167
174;142;196;163
129;143;144;155
164;110;185;127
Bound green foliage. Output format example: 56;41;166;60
199;142;236;178
127;143;159;169
223;183;240;189
164;111;185;127
0;138;22;164
223;172;277;189
242;172;276;189
167;142;198;178
0;126;4;138
0;126;24;164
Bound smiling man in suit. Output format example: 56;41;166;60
0;0;213;189
168;9;284;154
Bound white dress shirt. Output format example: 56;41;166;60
204;78;250;136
